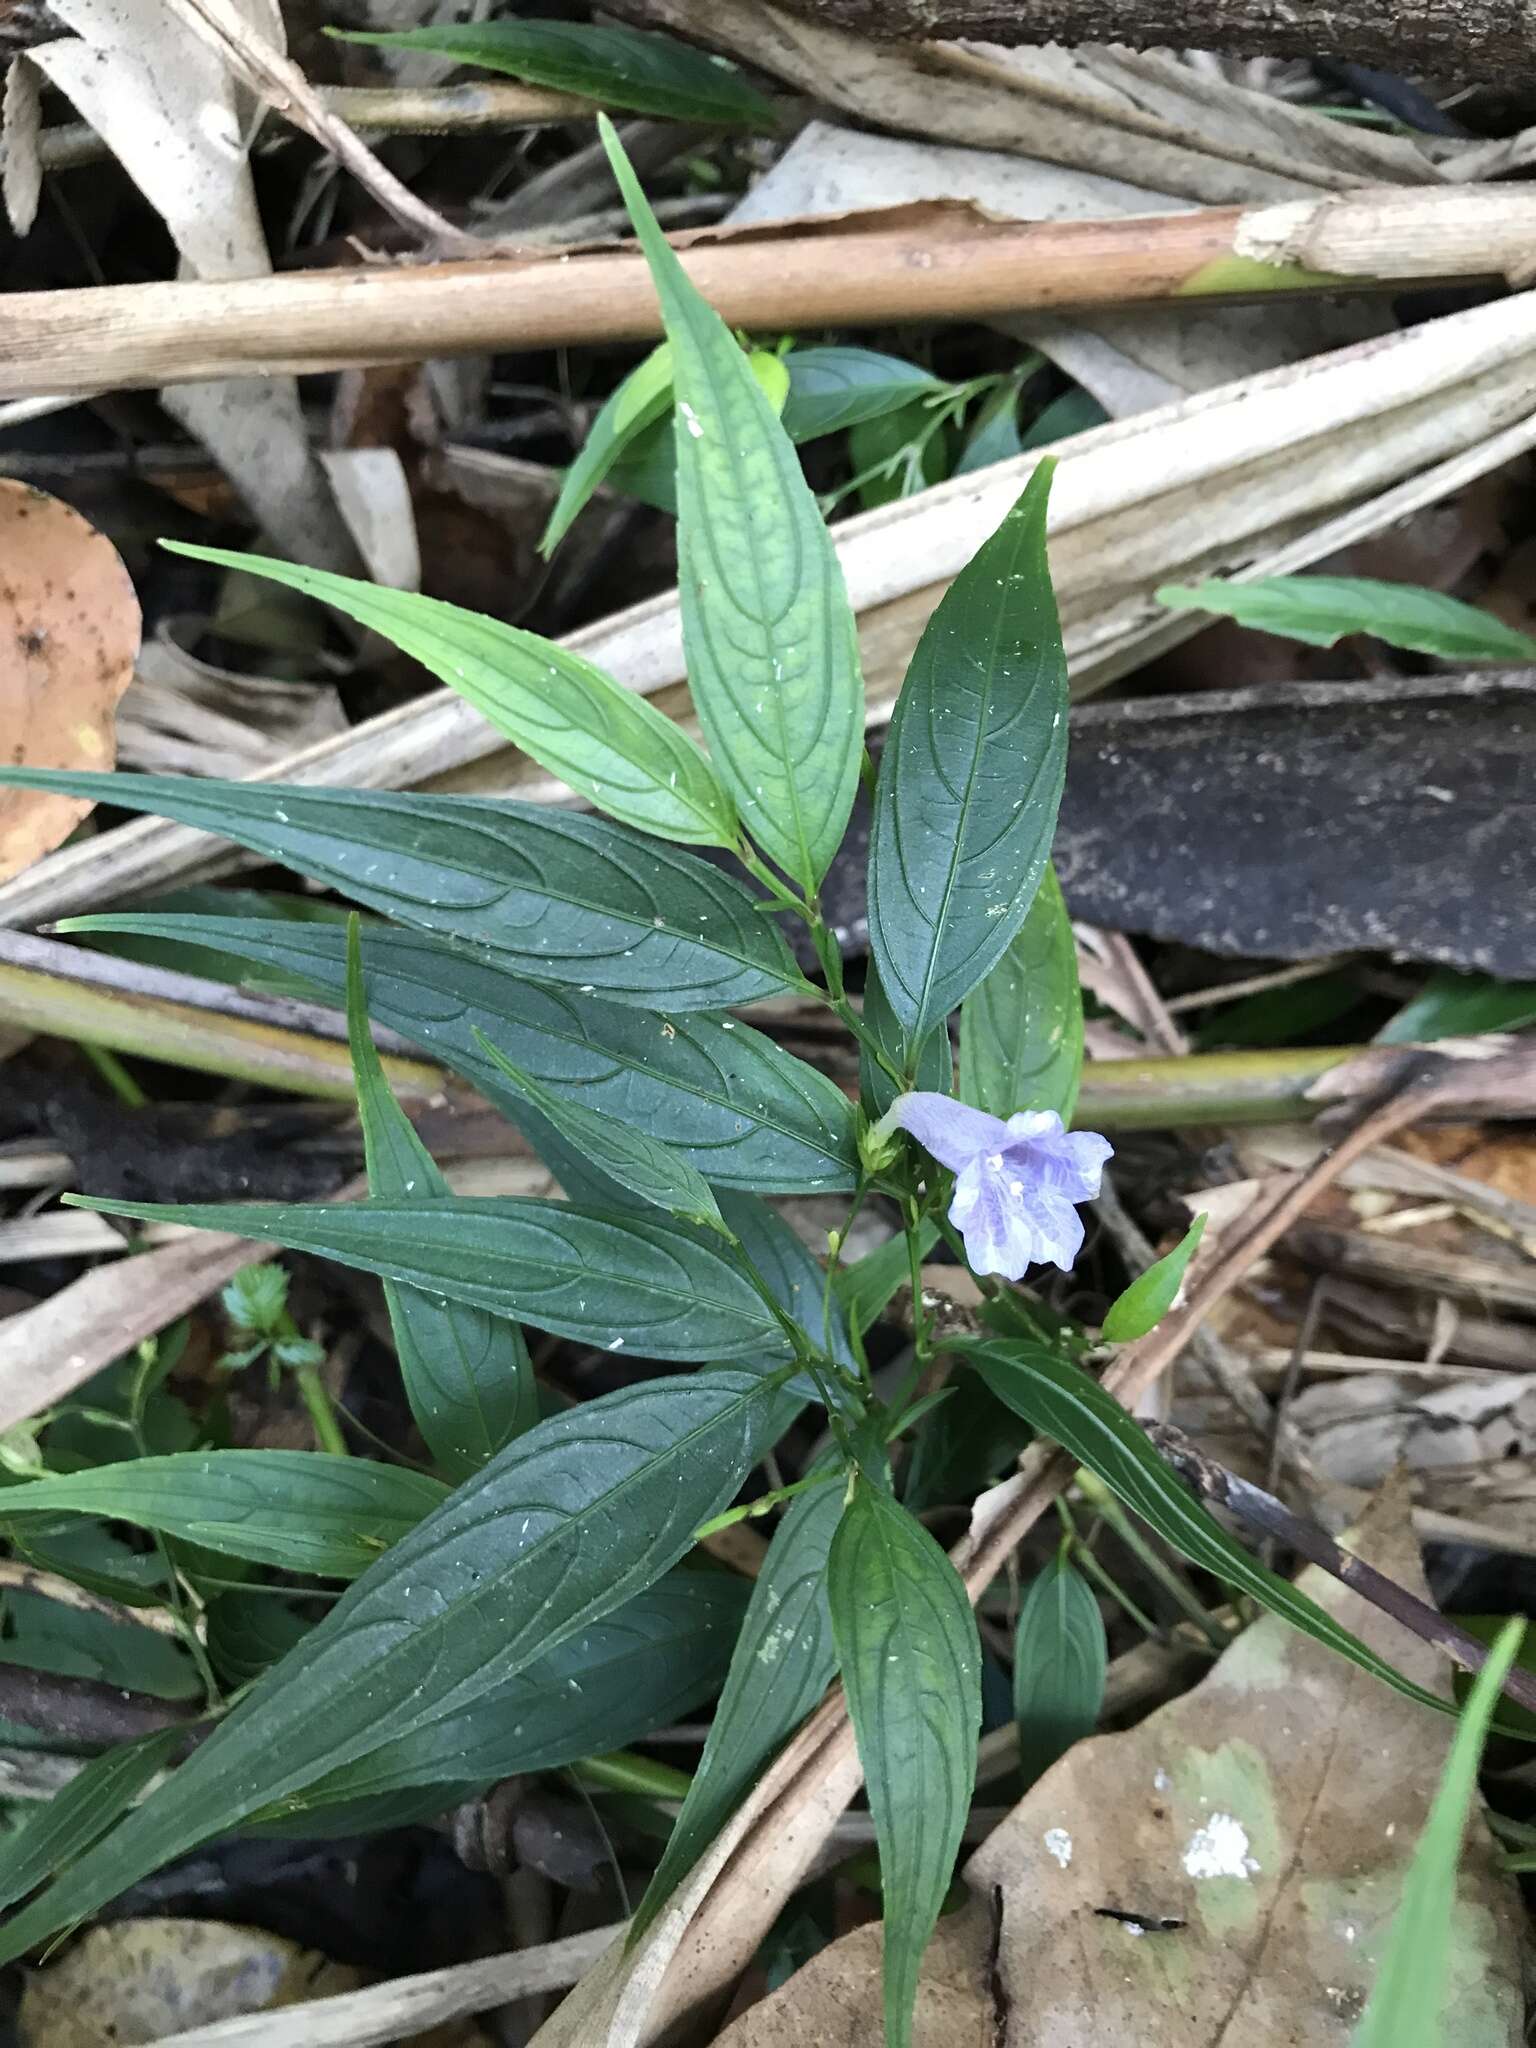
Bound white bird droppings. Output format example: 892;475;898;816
1182;1812;1259;1881
1043;1828;1073;1869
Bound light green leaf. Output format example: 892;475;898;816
847;399;950;510
163;544;736;848
0;1728;184;1914
24;770;794;1007
347;919;536;1476
868;460;1068;1043
473;1026;725;1232
1156;575;1536;662
832;1220;940;1340
967;1342;1485;1727
0;1452;448;1578
64;1192;790;1365
1377;967;1536;1045
0;1370;792;1966
631;1483;842;1938
1013;1553;1106;1785
828;1482;981;2048
68;916;858;1194
19;769;784;1008
1101;1212;1207;1343
286;1571;749;1812
600;115;864;890
330;19;777;127
780;347;947;443
541;343;675;556
1353;1617;1525;2048
959;863;1082;1123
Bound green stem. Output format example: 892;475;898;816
1066;1530;1163;1643
1082;1481;1230;1652
295;1366;350;1458
573;1750;693;1800
79;1040;148;1109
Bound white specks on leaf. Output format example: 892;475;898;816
1182;1812;1259;1881
1044;1828;1073;1869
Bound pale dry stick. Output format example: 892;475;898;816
590;1055;1513;2048
0;1557;185;1637
162;0;482;256
7;184;1536;399
142;1922;624;2048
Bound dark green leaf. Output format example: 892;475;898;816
967;1342;1480;1727
19;770;791;1010
331;20;776;127
0;1728;184;1914
2;1592;200;1701
868;461;1068;1043
1156;576;1536;662
605;412;679;514
0;1370;791;1965
474;1027;724;1232
847;400;949;510
955;381;1025;476
207;1593;314;1688
1101;1213;1206;1343
64;918;859;1195
1019;387;1107;451
959;863;1082;1122
348;922;536;1475
1013;1553;1105;1785
779;348;947;443
1377;967;1536;1045
633;1483;842;1938
289;1571;749;1811
901;1365;1031;1514
160;545;735;849
716;1191;856;1374
65;1193;791;1365
542;342;675;556
828;1483;981;2048
601;116;864;890
81;885;351;991
0;1453;448;1579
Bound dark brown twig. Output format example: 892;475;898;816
0;1665;200;1747
1148;1421;1536;1716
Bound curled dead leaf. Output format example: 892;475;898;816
0;480;140;882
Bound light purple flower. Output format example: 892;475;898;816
883;1093;1113;1281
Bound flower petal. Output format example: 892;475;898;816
949;1155;1043;1280
1002;1126;1113;1204
887;1092;1008;1174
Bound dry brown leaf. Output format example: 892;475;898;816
712;1477;1524;2047
17;1916;359;2046
0;480;139;883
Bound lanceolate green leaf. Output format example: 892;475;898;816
717;1190;856;1372
1377;967;1536;1045
288;1572;749;1812
868;461;1068;1043
828;1483;982;2048
65;1193;790;1365
1157;574;1536;662
474;1028;725;1233
540;344;675;557
347;922;537;1476
967;1343;1482;1727
1101;1212;1206;1343
0;1453;447;1579
633;1482;842;1939
600;116;864;890
331;19;776;128
162;543;735;848
0;1371;791;1967
1013;1553;1106;1785
960;864;1082;1123
859;957;951;1115
66;917;859;1195
1353;1617;1525;2048
0;1728;184;1914
15;770;792;1011
779;347;947;443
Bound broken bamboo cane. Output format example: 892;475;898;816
2;185;1533;400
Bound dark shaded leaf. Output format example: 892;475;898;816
1013;1554;1106;1785
868;462;1067;1043
828;1482;981;2048
541;343;675;557
1378;967;1536;1044
0;1729;184;1914
960;863;1082;1122
780;348;947;443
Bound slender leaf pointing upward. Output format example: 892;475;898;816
347;919;537;1477
599;115;864;891
9;769;794;1011
829;1482;982;2048
869;461;1068;1043
959;863;1083;1123
162;542;737;848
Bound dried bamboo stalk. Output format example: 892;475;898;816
3;187;1535;400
